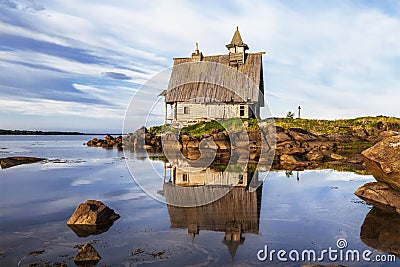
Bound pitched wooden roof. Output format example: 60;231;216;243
162;52;265;106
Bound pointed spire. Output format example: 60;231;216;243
226;26;249;50
223;239;244;260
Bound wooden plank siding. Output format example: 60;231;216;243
176;103;254;122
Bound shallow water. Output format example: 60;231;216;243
0;135;398;266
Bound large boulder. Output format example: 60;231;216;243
0;156;46;169
67;200;120;237
361;135;400;191
355;182;400;213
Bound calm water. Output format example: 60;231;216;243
0;135;398;266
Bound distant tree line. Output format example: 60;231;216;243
0;129;85;135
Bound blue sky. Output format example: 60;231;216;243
0;0;399;132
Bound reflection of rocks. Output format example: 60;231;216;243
361;135;400;191
68;224;115;238
0;156;46;169
74;243;101;267
118;123;396;172
330;153;347;161
67;200;120;237
355;182;400;213
280;154;308;170
360;207;400;259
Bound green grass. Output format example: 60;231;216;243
180;118;260;138
274;116;400;135
148;116;399;137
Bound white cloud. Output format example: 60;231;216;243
0;0;399;130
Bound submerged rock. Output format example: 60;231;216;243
361;135;400;191
67;200;120;237
0;156;46;169
355;182;400;213
360;207;400;259
74;243;101;266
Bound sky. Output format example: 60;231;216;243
0;0;399;132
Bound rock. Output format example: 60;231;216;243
288;128;318;142
74;243;101;266
330;153;347;161
280;154;299;164
186;140;200;149
360;207;400;259
326;134;356;142
377;130;399;141
275;127;292;142
355;182;400;213
67;200;120;237
104;134;114;141
215;141;229;150
353;128;368;140
306;151;324;162
180;134;190;141
280;154;308;169
361;135;400;191
0;156;46;169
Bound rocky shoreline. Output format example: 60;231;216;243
355;135;400;213
354;135;400;258
86;120;399;172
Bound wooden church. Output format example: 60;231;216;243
161;27;265;126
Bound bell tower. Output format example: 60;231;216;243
226;26;249;67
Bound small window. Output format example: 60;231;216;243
183;106;189;114
238;174;244;185
230;47;236;53
239;105;245;117
182;173;188;182
237;47;244;53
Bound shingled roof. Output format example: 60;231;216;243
162;52;265;106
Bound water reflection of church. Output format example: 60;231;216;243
162;161;263;259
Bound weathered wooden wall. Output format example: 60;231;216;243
172;167;249;187
174;102;255;123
